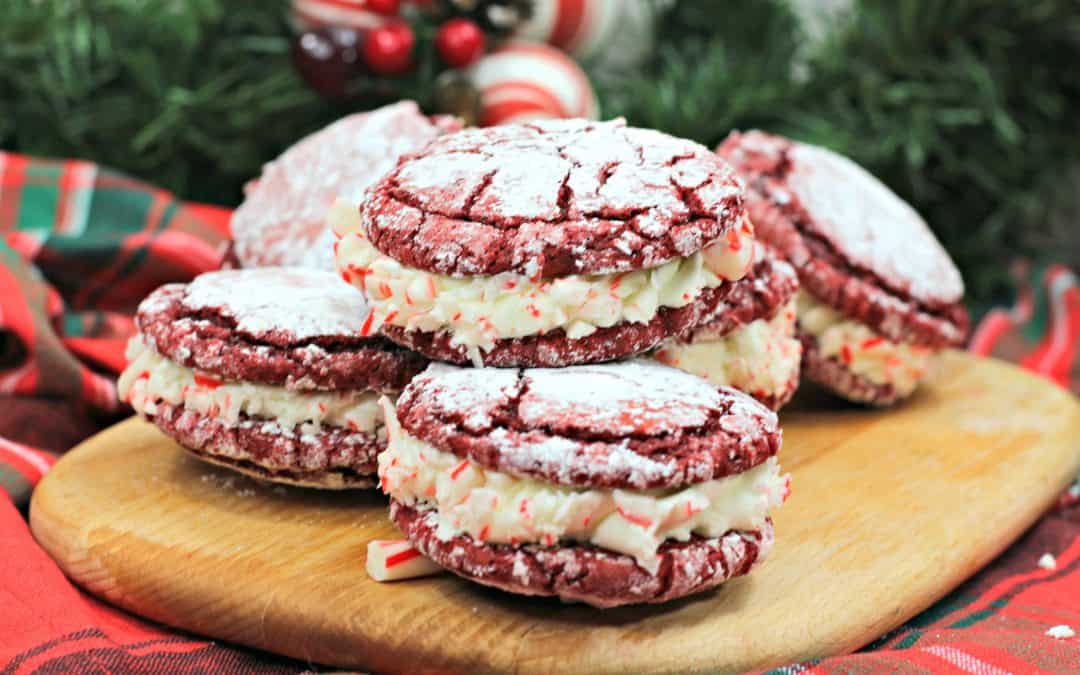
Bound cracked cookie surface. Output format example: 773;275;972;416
380;360;787;604
360;119;746;278
136;268;427;392
394;360;780;490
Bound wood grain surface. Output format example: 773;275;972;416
30;351;1080;673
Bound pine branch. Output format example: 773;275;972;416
2;0;1077;303
1;0;341;205
594;0;803;144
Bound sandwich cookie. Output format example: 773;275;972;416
378;360;789;608
335;118;758;367
230;101;460;271
654;246;802;410
717;131;968;405
118;268;427;488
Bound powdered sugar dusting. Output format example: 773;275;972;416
301;227;337;271
519;360;721;436
716;385;778;436
231;101;459;269
786;142;964;305
137;283;181;318
366;118;745;277
399;360;779;490
182;268;369;340
488;428;677;486
473;152;569;222
416;363;521;430
394;152;498;214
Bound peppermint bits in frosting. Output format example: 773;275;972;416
335;118;759;368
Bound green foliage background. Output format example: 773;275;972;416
2;0;1078;303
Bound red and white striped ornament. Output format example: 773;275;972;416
290;0;394;32
513;0;655;71
467;41;598;126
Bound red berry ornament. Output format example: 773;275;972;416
363;21;415;75
435;18;485;68
292;27;364;99
365;0;400;15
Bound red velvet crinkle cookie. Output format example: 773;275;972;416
654;245;802;410
378;359;790;607
119;267;428;489
335;118;759;367
230;101;460;271
717;131;969;405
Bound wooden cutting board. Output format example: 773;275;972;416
30;351;1080;674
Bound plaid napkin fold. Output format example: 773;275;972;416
0;151;228;505
0;150;1077;673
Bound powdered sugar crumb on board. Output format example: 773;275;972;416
1046;625;1074;639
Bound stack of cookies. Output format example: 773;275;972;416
119;113;967;608
118;268;427;488
332;119;791;606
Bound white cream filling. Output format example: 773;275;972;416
333;201;756;353
118;338;382;434
796;291;933;395
378;399;788;575
654;300;801;399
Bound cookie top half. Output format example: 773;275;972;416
230;101;460;271
360;118;747;279
718;131;968;347
135;268;427;392
394;360;780;490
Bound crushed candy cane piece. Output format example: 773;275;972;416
1046;625;1074;639
1038;553;1057;570
366;540;443;582
193;373;223;389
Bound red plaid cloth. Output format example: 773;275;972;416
1;151;1078;673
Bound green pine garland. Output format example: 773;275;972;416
2;0;1078;303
